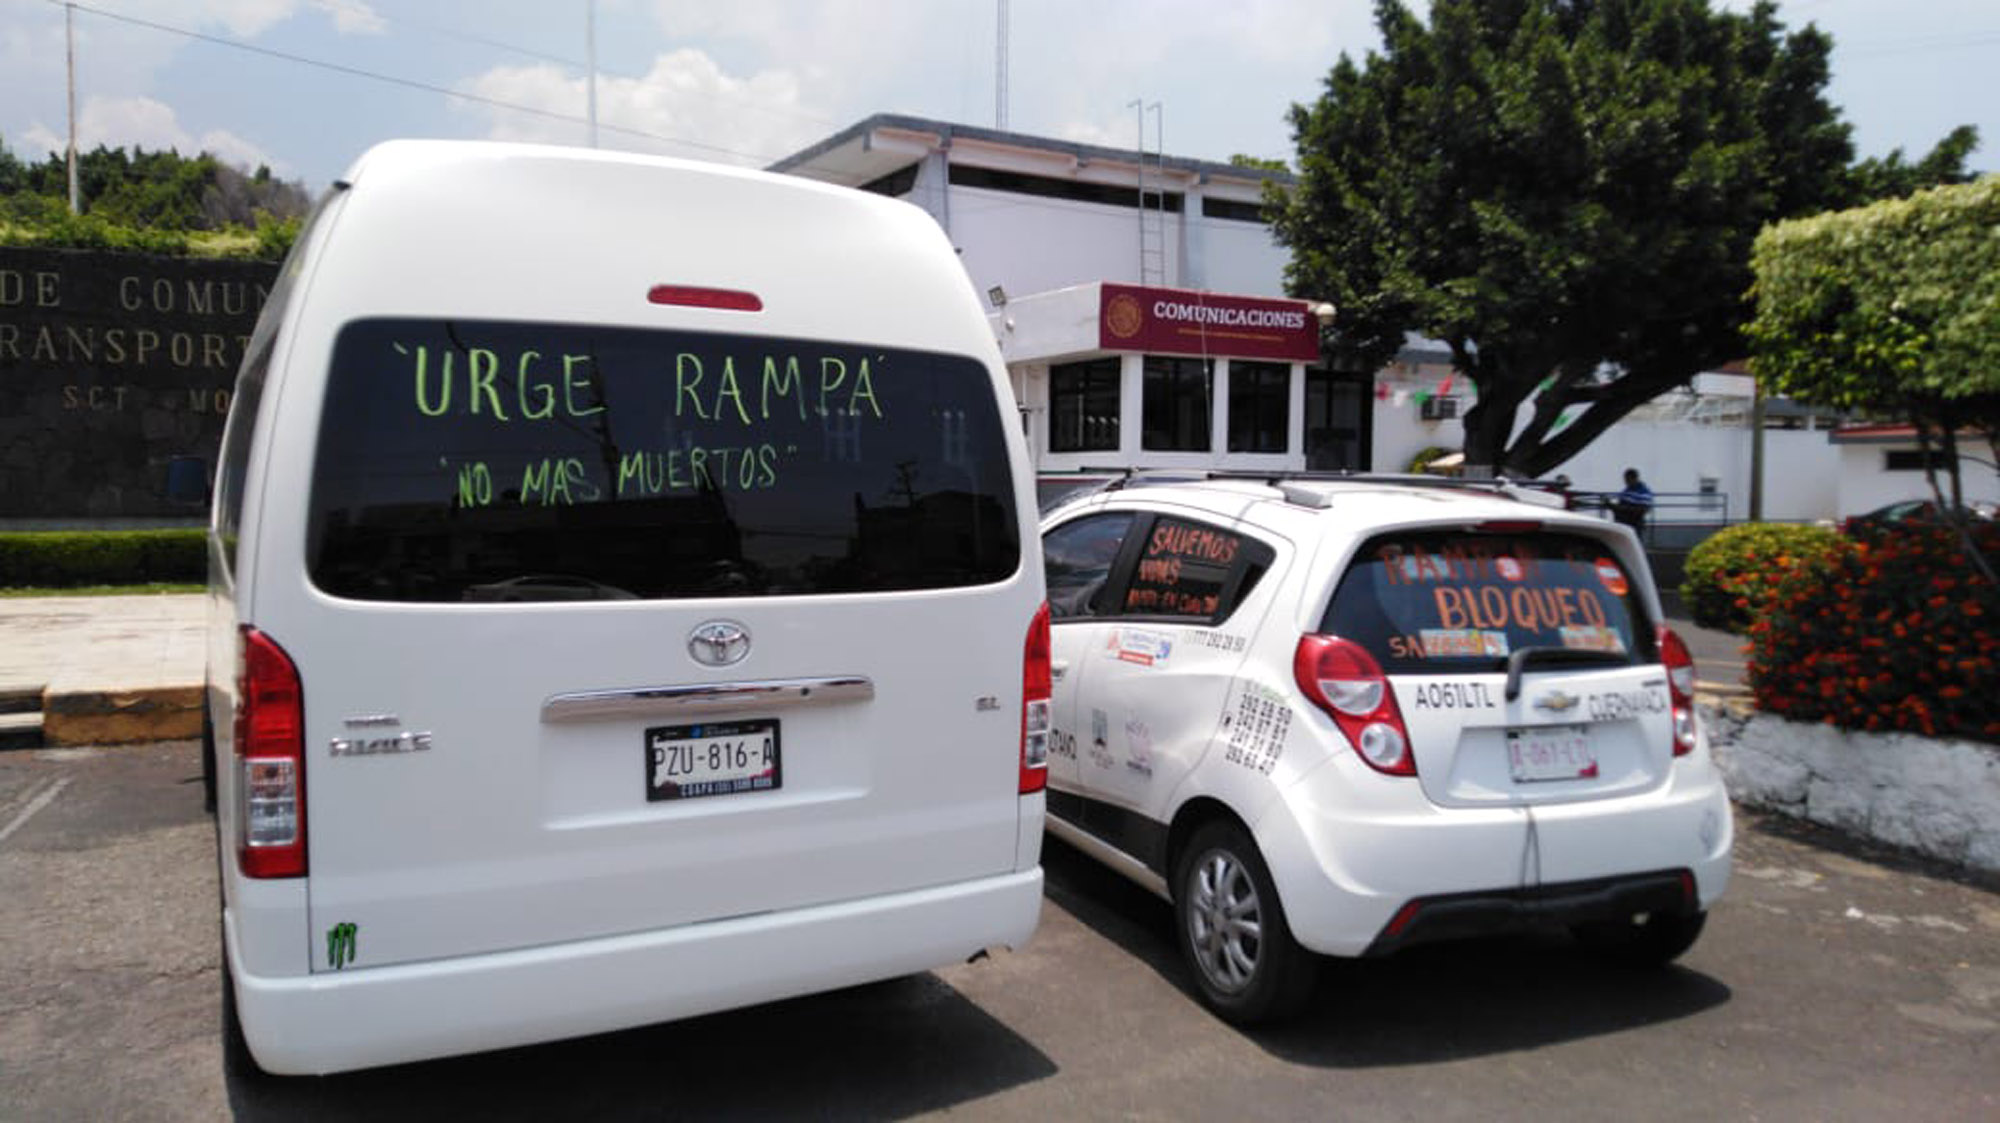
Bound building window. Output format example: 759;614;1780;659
1050;358;1122;453
1201;197;1267;223
1227;361;1290;453
1884;449;1952;472
1143;357;1212;452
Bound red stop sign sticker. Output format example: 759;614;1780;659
1595;559;1629;597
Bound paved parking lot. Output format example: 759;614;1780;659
2;740;1995;1121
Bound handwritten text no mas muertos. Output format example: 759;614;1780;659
392;341;885;506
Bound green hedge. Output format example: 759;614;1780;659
1679;522;1843;634
0;530;206;587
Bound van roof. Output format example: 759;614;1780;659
304;139;994;355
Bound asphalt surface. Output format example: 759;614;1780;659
2;740;1996;1122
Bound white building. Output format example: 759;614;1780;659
773;115;1940;525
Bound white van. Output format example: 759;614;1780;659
202;140;1049;1075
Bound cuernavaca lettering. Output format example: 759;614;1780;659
1586;688;1668;721
1409;681;1500;710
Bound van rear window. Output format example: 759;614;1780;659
1320;531;1651;673
306;319;1020;602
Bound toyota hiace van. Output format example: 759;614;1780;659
204;140;1049;1074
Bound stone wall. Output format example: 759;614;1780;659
1701;698;2000;876
0;247;278;519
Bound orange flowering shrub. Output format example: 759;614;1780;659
1748;520;2000;744
1680;522;1844;634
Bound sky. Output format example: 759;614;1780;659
2;0;1997;192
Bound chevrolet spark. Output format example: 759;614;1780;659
1039;475;1730;1022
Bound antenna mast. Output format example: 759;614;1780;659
996;0;1010;129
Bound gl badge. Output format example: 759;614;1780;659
689;620;750;667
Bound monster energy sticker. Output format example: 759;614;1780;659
327;922;358;970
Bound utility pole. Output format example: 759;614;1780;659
66;3;79;214
995;0;1009;130
586;0;598;147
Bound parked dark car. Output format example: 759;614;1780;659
1840;499;1997;535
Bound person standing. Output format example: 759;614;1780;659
1613;467;1653;532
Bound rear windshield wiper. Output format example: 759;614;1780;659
1503;646;1631;701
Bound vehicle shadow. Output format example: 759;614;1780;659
224;972;1055;1121
1041;835;1733;1068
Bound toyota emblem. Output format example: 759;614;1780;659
688;620;750;667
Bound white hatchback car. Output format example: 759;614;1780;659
1039;474;1731;1022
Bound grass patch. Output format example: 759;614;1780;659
0;583;204;598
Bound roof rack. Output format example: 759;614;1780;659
1072;468;1568;510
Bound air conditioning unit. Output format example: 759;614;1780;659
1420;396;1461;421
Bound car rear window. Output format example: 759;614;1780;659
306;318;1021;602
1321;530;1653;673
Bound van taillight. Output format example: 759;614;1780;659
236;627;306;878
1020;602;1052;794
1659;626;1698;757
1293;635;1416;776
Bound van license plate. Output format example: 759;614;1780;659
646;720;781;802
1506;725;1597;783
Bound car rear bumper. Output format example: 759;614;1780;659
1358;868;1696;956
1255;753;1730;957
227;867;1043;1076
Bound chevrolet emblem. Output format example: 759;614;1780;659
1533;691;1581;714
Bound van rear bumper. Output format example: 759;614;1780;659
228;867;1043;1076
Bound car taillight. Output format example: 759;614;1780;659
1020;602;1052;794
236;627;306;878
1659;625;1698;757
1293;635;1416;776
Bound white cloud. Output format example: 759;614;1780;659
312;0;386;36
457;48;821;166
22;95;284;174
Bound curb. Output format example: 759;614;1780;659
41;685;203;746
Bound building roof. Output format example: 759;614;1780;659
768;113;1295;193
1827;423;1980;444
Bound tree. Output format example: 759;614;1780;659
1747;175;2000;534
0;136;310;232
1270;0;1979;478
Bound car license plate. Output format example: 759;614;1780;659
645;719;781;802
1506;724;1597;783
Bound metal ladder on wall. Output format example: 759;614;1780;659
1132;100;1166;286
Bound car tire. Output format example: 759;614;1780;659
1572;909;1707;966
1172;822;1318;1024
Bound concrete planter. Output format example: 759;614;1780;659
1699;698;2000;876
